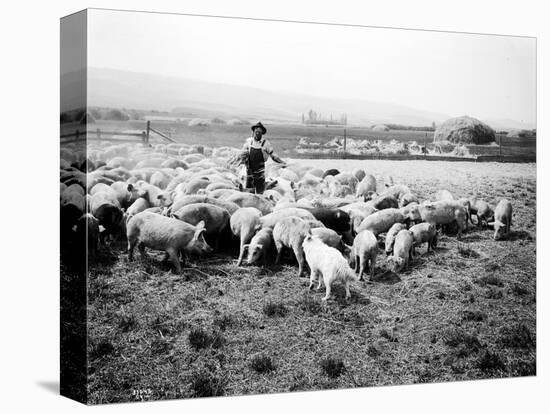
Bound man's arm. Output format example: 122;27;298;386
270;152;286;165
265;140;286;165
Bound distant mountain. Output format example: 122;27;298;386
482;117;536;132
84;67;452;126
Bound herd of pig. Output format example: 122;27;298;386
60;141;514;300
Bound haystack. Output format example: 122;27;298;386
506;129;536;138
434;116;495;144
188;118;210;127
371;124;390;132
210;117;226;124
227;119;251;126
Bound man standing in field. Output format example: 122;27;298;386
239;121;286;194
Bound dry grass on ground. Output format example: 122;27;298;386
85;160;536;404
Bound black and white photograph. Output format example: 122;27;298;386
59;8;536;405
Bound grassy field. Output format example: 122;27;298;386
80;120;536;158
84;159;536;404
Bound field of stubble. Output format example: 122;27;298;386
86;159;536;404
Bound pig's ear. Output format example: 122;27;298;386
127;183;134;192
254;223;262;231
195;220;206;231
256;244;263;250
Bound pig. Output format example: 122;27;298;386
302;233;359;300
419;200;468;239
260;208;316;229
388;230;414;272
273;201;303;211
356;208;406;236
398;192;419;208
205;181;237;192
134;183;173;208
263;189;283;204
150;171;172;190
225;192;274;215
355;174;377;199
456;197;472;223
399;203;422;224
380;184;410;201
184;178;211;195
172;203;230;250
126;211;212;273
170;195;240;215
125;197;151;218
371;194;399;210
409;222;437;253
245;227;274;266
298;174;323;188
385;223;408;255
322;168;340;178
64;183;85;197
272;177;297;201
334;173;359;193
230;207;262;265
351;230;379;280
161;159;189;169
89;182;112;196
469;198;494;227
435;189;454;201
339;202;378;216
277;168;300;183
90;192;124;242
312;197;354;209
61;188;86;214
110;182;144;209
75;213;100;257
303;218;326;229
306;168;324;178
296;198;316;208
273;216;311;277
310;227;350;254
490;199;513;240
328;181;353;198
352;168;366;182
299;207;351;234
347;209;368;235
142;207;164;215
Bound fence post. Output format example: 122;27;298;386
499;134;502;160
96;128;101;141
146;120;151;144
424;132;427;159
343;128;346;158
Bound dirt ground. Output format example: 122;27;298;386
86;159;536;404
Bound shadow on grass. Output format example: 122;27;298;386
459;233;484;242
506;230;534;242
371;270;401;285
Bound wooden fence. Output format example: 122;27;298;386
60;121;176;145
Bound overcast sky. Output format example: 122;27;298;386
88;9;536;125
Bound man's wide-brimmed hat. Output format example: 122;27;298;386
251;122;267;134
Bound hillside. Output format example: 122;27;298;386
85;68;450;127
